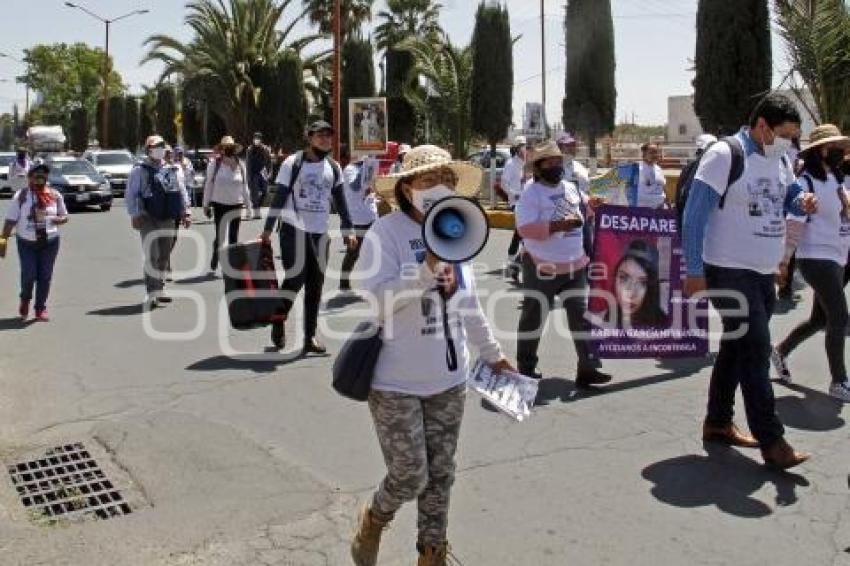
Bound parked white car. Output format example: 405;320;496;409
0;152;15;196
82;149;137;197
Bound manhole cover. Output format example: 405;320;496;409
7;442;133;522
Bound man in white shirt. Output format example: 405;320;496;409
502;136;527;281
8;147;33;193
636;142;667;209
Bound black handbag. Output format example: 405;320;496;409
332;321;383;401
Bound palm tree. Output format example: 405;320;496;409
302;0;374;38
142;0;325;141
775;0;850;130
374;0;444;52
397;36;472;157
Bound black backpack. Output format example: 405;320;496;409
140;164;185;221
675;137;745;230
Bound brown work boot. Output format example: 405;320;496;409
702;421;759;448
761;438;810;470
351;504;389;566
417;541;459;566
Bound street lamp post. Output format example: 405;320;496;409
64;2;149;148
0;52;30;115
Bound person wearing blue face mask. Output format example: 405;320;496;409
683;93;818;470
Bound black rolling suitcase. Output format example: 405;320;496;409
222;240;281;330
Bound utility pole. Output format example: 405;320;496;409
541;0;549;138
332;0;342;160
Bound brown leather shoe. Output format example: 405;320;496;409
351;504;389;566
761;439;810;470
702;422;759;448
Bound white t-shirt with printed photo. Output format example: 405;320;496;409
637;161;667;209
343;163;378;226
790;172;850;265
696;139;797;274
275;155;342;234
6;189;68;241
514;179;586;264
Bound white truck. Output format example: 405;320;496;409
26;125;67;154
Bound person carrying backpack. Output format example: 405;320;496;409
246;132;272;219
260;121;353;353
682;93;818;470
1;163;68;321
126;135;192;309
203;135;252;272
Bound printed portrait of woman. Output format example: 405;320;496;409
605;239;668;328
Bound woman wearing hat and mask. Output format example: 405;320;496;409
350;145;513;566
1;163;68;321
772;124;850;401
204;135;252;272
514;140;611;387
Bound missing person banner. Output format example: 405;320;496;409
523;103;546;138
349;97;388;156
586;205;708;359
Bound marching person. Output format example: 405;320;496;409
350;144;513;566
0;163;68;321
683;93;817;469
126;135;192;309
8;146;33;194
558;132;595;257
261;121;352;353
204;135;252;273
636;142;667;209
340;148;378;292
246;132;272;219
514;140;611;387
501;136;527;281
390;143;412;174
771;124;850;402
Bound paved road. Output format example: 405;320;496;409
0;197;848;566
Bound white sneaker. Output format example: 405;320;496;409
828;381;850;402
770;347;792;383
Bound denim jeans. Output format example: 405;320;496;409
704;264;784;448
17;236;60;312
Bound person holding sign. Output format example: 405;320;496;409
350;145;512;566
514;140;610;387
683;93;818;470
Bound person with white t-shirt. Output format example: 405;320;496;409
8;147;33;193
558;132;593;256
261;121;352;353
636;142;667;209
771;124;850;402
501;136;527;281
682;93;818;470
349;144;512;566
339;151;378;292
1;163;68;321
514;141;610;388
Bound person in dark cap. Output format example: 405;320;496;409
1;163;69;321
261;120;353;353
247;131;272;219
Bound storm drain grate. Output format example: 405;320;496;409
6;442;132;522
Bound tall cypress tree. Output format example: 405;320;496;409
107;95;125;149
563;0;616;158
385;49;417;143
471;2;513;152
274;54;308;152
694;0;772;135
139;100;154;147
342;36;377;149
181;95;203;150
69;107;89;152
95;98;106;146
156;85;178;145
124;97;140;152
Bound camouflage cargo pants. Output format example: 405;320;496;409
368;383;466;546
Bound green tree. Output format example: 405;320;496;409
254;53;308;151
12;105;22;139
374;0;443;52
107;95;125;149
303;0;374;38
96;98;105;146
207;110;227;147
562;0;616;158
0;114;14;150
156;85;178;145
181;91;204;150
775;0;850;130
139;90;155;147
124;97;140;152
142;0;325;141
341;36;376;148
694;0;772;135
398;36;472;157
21;43;124;134
471;2;513;152
69;108;89;152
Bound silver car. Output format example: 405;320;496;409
0;152;15;196
83;149;136;197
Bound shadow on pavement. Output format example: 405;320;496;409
774;382;845;432
642;443;809;518
0;317;35;331
186;350;324;374
87;304;144;316
323;293;364;313
654;354;716;376
114;278;144;289
176;273;219;285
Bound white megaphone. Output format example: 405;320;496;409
422;196;490;263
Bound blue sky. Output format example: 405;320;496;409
0;0;789;126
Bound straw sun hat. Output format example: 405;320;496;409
375;144;483;202
800;124;850;155
218;135;243;154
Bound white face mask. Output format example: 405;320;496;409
150;147;167;161
410;184;455;215
764;131;793;161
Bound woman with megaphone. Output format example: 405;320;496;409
514;140;611;388
349;145;514;566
